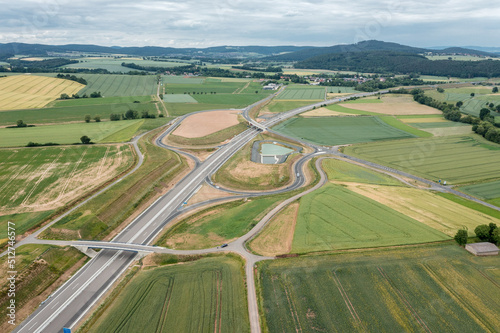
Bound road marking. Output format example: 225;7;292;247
28;322;38;331
32;251;122;333
50;301;59;310
71;283;79;290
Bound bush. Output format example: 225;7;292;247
454;229;468;246
474;224;491;241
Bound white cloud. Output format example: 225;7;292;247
0;0;498;47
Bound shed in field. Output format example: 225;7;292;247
465;242;499;256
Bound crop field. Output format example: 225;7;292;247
87;256;249;333
345;183;500;237
339;94;442;115
159;194;288;250
258;245;500;333
0;145;133;215
0;120;144;147
0;75;84;110
63;58;190;73
291;184;448;253
459;180;500;200
163;94;198;103
0;245;85;329
276;88;325;100
163;80;246;94
43;130;186;240
261;100;313;114
0;211;54;247
345;135;500;184
273;116;417;146
326;86;359;93
76;74;158;97
0;98;157;125
322;158;401;185
163;76;205;84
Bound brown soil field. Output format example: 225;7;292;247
187;184;234;206
172;110;240;138
340;95;441;115
249;201;299;256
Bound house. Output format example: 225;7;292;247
465;242;499;256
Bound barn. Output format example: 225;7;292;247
465;242;499;256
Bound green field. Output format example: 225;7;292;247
411;121;471;128
86;256;249;333
258;245;500;333
291;184;448;253
322;159;401;185
273;116;417;145
345;135;500;184
76;74;158;97
64;58;190;73
459;180;500;200
159;194;289;250
326;86;359;93
325;104;382;116
276;88;325;100
264;100;313;113
0;245;85;327
0;120;144;147
163;80;246;94
163;94;198;103
0;98;157;125
163;76;204;84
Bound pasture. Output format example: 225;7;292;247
345;135;500;184
0;75;84;110
76;74;158;97
276;88;325;100
0;145;133;215
272;116;417;145
258;244;500;333
291;184;448;253
86;256;249;333
0;120;144;147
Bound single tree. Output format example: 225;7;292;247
16;120;27;128
474;224;490;241
470;93;475;97
80;135;91;144
60;93;70;100
454;229;468;246
488;223;498;242
437;87;445;93
456;101;463;107
94;115;101;122
84;114;91;123
492;228;500;245
479;108;491;120
493;86;498;93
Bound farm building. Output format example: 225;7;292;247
465;242;499;256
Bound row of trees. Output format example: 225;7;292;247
60;91;102;100
110;110;157;121
56;73;87;85
455;223;500;246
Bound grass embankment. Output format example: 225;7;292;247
213;133;303;191
0;245;86;331
168;122;248;147
79;255;249;333
257;244;500;333
41;128;188;240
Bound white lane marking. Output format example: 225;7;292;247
50;301;59;310
71;283;79;290
127;129;256;244
32;251;122;333
28;322;38;331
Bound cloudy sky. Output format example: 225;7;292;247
1;0;499;48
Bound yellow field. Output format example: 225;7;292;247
401;117;447;123
0;75;84;110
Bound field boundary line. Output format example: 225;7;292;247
56;147;88;201
329;270;364;328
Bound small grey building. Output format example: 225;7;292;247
465;242;499;256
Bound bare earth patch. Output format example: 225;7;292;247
302;107;356;117
250;201;300;256
187;184;234;206
340;95;441;115
172;110;240;138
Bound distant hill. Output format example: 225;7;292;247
267;40;429;61
0;43;311;58
295;51;500;77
